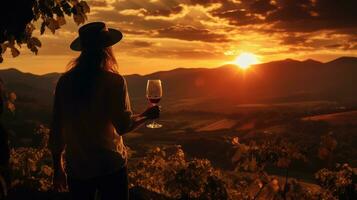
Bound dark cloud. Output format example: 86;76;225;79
249;0;277;14
129;40;153;48
186;0;357;50
146;5;183;17
262;0;357;33
190;0;357;34
156;25;230;42
313;0;357;29
324;44;344;49
89;0;357;55
266;0;313;22
94;0;357;35
213;9;262;26
280;34;309;45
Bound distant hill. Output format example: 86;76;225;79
1;57;357;113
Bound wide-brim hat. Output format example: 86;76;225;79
70;22;123;51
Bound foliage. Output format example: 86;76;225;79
5;125;357;200
230;137;312;200
231;137;307;171
129;145;228;200
315;163;357;200
0;0;90;63
9;125;52;191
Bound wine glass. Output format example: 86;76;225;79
146;79;162;128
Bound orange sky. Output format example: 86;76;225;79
1;0;357;75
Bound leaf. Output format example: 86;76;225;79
79;1;90;13
73;14;85;25
25;23;36;35
31;37;42;47
30;46;39;55
61;1;72;16
1;43;8;54
10;46;20;57
53;5;64;17
40;22;46;34
47;19;60;34
71;0;80;6
57;16;66;26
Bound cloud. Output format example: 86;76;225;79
88;1;108;7
119;8;148;17
188;0;357;35
279;33;310;46
146;5;184;17
20;0;357;65
131;48;225;59
129;40;154;47
249;0;276;14
258;0;357;33
155;25;230;42
112;0;185;17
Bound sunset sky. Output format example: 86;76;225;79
1;0;357;75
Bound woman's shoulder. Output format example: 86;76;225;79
56;71;75;86
103;71;126;85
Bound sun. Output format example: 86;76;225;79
234;52;260;70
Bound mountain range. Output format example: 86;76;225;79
1;56;357;113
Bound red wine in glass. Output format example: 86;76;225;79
146;80;162;128
147;97;161;104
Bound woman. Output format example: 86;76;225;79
49;22;160;200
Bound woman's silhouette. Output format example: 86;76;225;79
49;22;159;200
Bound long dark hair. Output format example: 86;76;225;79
68;47;118;73
66;47;118;104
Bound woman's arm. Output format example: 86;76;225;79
119;106;160;134
111;76;160;135
126;114;147;132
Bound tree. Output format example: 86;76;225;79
0;1;89;197
0;0;90;63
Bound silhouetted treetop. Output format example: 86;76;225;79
0;0;90;63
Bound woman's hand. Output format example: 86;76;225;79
53;168;67;192
141;105;160;119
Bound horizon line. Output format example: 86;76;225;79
1;56;356;77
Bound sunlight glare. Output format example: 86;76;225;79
234;53;260;70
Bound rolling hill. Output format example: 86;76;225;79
1;56;357;113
